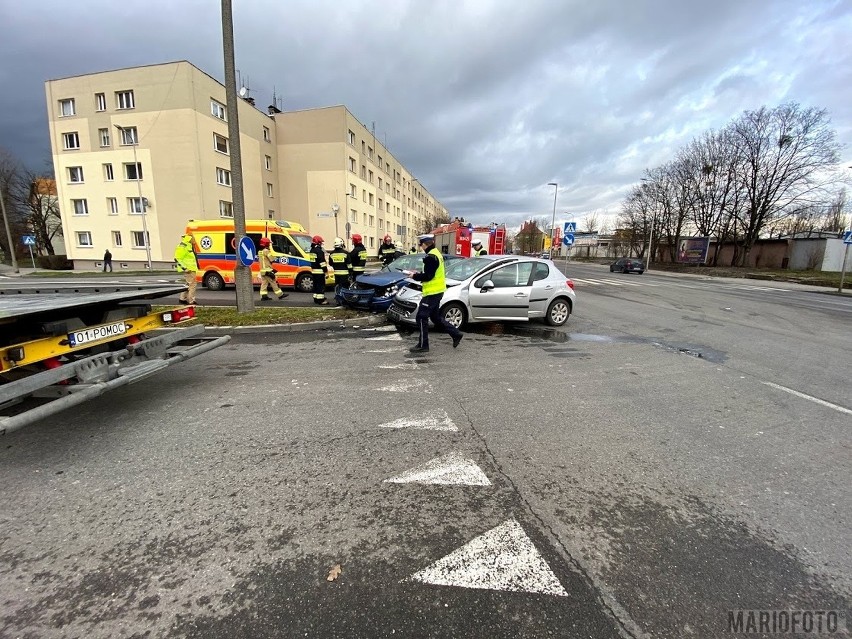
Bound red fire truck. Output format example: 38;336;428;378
432;221;507;257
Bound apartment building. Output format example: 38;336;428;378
44;60;447;269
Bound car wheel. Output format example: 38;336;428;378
545;298;571;326
610;266;615;272
204;271;225;291
441;302;467;329
638;270;644;275
622;267;628;274
295;273;314;293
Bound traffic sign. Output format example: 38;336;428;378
844;231;852;244
237;236;256;267
22;235;36;246
562;233;575;247
564;222;576;234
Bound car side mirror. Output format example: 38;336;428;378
480;280;495;291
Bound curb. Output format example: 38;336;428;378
199;312;389;336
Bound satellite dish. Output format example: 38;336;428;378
238;86;248;97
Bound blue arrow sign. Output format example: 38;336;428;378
562;233;575;247
844;230;852;244
564;222;576;234
237;236;256;267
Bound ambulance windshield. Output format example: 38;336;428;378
290;232;313;254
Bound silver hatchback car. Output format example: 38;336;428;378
387;256;576;328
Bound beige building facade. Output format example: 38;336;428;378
45;60;447;269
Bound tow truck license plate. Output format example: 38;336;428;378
68;321;128;347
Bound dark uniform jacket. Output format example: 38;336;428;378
379;242;397;266
349;243;368;278
327;247;351;285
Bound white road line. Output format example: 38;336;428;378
384;452;491;486
405;519;568;597
366;333;403;341
377;410;457;431
366;348;404;353
762;382;852;416
378;362;419;370
375;379;433;393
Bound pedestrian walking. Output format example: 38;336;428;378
309;235;329;305
472;240;487;256
327;237;351;304
174;234;198;305
103;249;113;272
379;234;397;266
405;233;463;353
258;237;288;302
348;233;368;282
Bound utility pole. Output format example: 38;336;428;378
0;180;19;273
221;0;254;313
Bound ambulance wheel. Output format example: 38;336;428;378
295;273;314;293
204;271;225;291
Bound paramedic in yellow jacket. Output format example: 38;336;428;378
174;234;199;305
258;237;288;302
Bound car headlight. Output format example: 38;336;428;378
386;284;399;297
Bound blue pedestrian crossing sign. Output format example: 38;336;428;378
844;230;852;244
562;233;575;247
564;222;576;235
22;235;36;246
237;236;256;267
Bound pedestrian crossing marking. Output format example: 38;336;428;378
405;519;568;597
377;409;457;431
366;333;403;341
375;378;433;393
378;362;419;369
384;452;491;486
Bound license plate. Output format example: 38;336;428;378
388;308;401;321
68;321;128;347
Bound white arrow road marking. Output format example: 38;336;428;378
384;452;491;486
366;333;403;341
405;519;568;597
375;379;432;393
377;409;457;431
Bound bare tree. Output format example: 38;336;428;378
16;168;62;256
0;149;28;265
582;212;600;234
515;219;547;254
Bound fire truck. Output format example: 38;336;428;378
432;221;507;257
0;283;229;435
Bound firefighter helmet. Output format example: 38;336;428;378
351;233;362;244
259;237;271;248
333;237;345;248
312;235;324;244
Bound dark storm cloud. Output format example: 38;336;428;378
1;0;849;232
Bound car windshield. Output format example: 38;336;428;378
382;254;424;273
445;257;497;281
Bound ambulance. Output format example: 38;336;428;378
184;219;335;292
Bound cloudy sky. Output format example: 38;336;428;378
2;0;850;231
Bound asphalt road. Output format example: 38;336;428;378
1;267;849;638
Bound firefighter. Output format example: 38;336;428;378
348;233;368;282
309;235;329;305
379;234;397;266
408;246;417;254
174;234;198;305
472;240;487;256
327;237;351;304
258;237;288;302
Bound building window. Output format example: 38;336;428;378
219;200;233;218
116;90;135;110
124;162;143;181
266;183;273;197
378;177;383;190
369;215;375;227
211;99;226;120
72;199;88;215
362;189;367;202
107;197;119;215
76;231;92;247
378;220;384;231
263;126;270;142
95;93;107;112
68;166;84;183
368;146;373;159
348;157;356;172
216;167;231;186
99;128;110;147
128;197;145;214
265;155;272;170
368;170;373;183
59;98;75;117
118;127;138;145
63;132;80;150
369;236;374;249
350;209;357;222
103;163;114;181
360;165;366;179
349;183;356;197
386;162;390;173
112;230;122;246
132;231;149;248
213;133;229;154
369;193;374;206
378;154;382;168
268;209;275;219
348;130;355;145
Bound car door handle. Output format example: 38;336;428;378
514;292;527;298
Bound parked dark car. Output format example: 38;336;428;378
338;253;463;311
609;257;645;274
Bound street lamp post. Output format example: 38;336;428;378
547;182;558;256
114;124;152;270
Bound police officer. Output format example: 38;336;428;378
379;234;396;266
258;237;288;302
309;235;329;305
348;233;368;282
406;233;463;353
472;240;487;256
174;234;198;305
327;237;351;304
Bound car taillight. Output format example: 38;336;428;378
566;279;574;290
162;307;196;323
